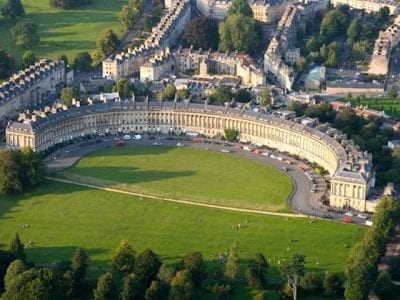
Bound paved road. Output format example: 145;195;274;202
44;135;366;224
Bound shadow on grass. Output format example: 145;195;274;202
83;145;176;158
64;166;196;185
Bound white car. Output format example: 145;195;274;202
153;142;163;146
243;146;252;151
261;152;269;156
133;134;142;140
357;213;368;219
221;149;230;153
123;135;132;140
345;212;354;217
277;156;283;161
176;143;184;147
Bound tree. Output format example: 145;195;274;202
352;40;369;61
2;268;68;299
11;19;40;48
93;272;116;300
389;256;400;281
219;14;262;55
111;240;136;276
224;128;238;142
120;3;140;30
71;247;89;283
170;269;194;300
112;78;135;99
227;0;253;17
60;87;79;106
182;17;219;50
374;272;396;300
347;19;362;42
376;6;390;24
73;51;92;72
10;233;25;262
135;248;162;287
145;280;163;300
0;151;23;194
120;274;143;300
280;253;306;300
142;16;152;32
388;86;398;99
4;259;27;291
245;253;268;289
22;50;36;67
159;83;176;100
96;29;119;58
224;241;240;280
58;54;68;66
209;84;234;103
1;0;25;18
304;103;336;123
323;272;344;298
235;89;252;103
0;49;15;78
259;88;271;107
180;251;207;287
287;101;305;117
157;264;175;286
300;272;321;294
20;147;45;188
176;88;190;100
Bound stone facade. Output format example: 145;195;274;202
102;0;191;80
0;59;73;128
139;47;265;86
331;0;400;15
263;0;328;91
196;0;293;23
6;99;375;212
369;16;400;76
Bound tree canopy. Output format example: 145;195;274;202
0;149;44;194
1;0;25;18
11;19;40;49
227;0;253;17
22;50;36;67
60;87;79;106
218;14;262;55
0;49;15;79
73;51;92;72
182;17;219;50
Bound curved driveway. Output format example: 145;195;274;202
44;136;357;222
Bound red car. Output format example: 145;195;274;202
115;140;127;147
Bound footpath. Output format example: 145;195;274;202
46;177;307;219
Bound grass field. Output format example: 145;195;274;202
0;181;364;277
0;0;125;64
345;97;400;119
57;146;294;212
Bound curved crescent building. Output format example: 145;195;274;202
6;97;376;212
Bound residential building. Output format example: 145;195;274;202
0;59;73;128
6;99;376;212
331;0;400;15
102;0;191;80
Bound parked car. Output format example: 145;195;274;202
176;143;184;147
345;211;354;217
123;135;131;140
153;142;163;146
357;213;368;219
221;149;230;153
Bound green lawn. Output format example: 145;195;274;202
0;181;364;277
58;146;293;212
0;0;125;64
345;97;400;119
